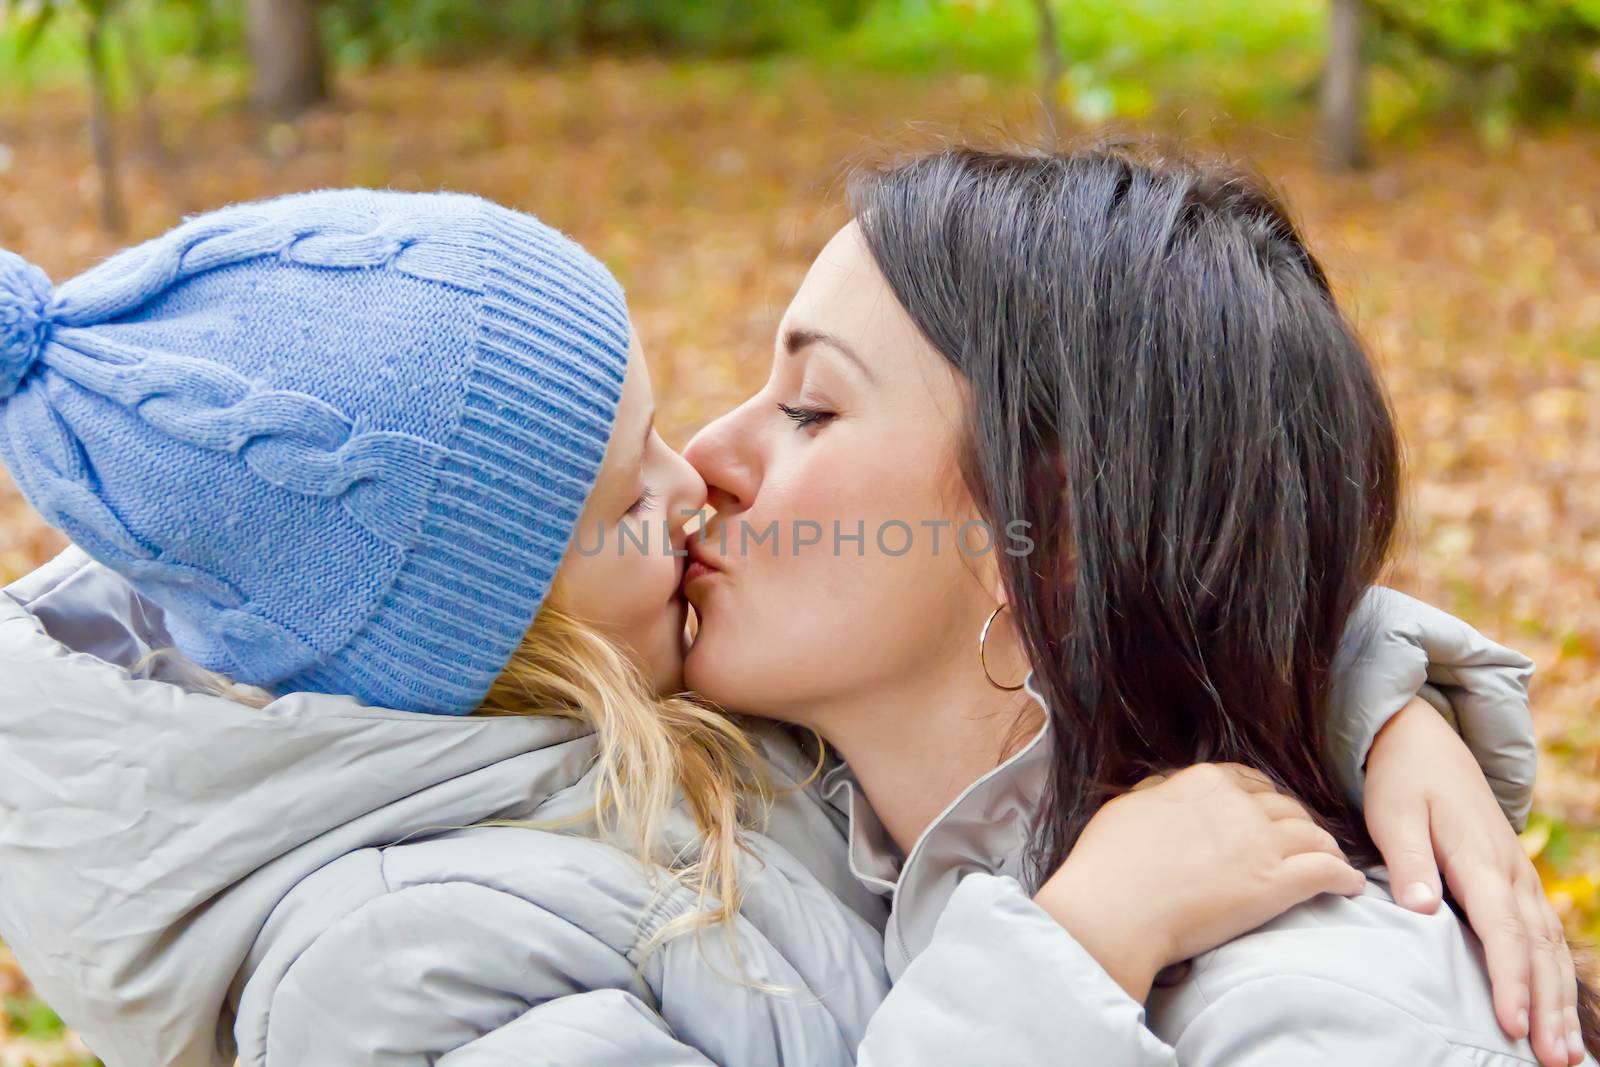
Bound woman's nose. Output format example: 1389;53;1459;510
683;399;760;514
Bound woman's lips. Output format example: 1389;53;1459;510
683;537;724;591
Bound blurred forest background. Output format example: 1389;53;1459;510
1;0;1599;1063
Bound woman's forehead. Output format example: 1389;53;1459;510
784;224;920;361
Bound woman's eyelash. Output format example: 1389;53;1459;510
626;486;659;517
776;402;835;430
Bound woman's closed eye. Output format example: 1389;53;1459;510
776;402;835;431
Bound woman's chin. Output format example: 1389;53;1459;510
680;603;766;711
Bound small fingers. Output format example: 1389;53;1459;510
1368;793;1442;914
1523;871;1581;1067
1517;871;1569;1067
1550;896;1584;1066
1456;866;1534;1048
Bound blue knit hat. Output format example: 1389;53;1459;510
0;189;629;714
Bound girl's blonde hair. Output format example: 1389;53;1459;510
477;592;771;940
177;590;771;943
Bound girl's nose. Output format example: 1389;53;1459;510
662;441;708;530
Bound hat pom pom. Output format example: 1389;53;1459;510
0;249;55;400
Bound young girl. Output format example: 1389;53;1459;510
0;187;1569;1067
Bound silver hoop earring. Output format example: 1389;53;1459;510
979;603;1025;692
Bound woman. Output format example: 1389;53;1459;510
0;183;1571;1066
680;144;1594;1065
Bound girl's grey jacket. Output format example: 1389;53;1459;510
0;548;1555;1067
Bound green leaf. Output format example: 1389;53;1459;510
4;993;67;1039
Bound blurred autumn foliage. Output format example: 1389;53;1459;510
2;3;1600;1063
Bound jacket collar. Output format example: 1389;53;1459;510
820;674;1053;979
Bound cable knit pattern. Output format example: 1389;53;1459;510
0;189;629;713
43;337;446;545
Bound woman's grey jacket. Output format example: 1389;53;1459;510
0;549;1559;1065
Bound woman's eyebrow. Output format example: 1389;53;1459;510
784;327;878;385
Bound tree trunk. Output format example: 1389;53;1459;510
121;14;191;212
1031;0;1066;144
1321;0;1368;170
85;14;125;234
194;0;224;57
246;0;328;118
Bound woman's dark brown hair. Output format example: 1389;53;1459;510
850;142;1597;1052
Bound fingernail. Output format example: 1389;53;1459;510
1401;882;1437;909
1571;1030;1583;1057
1555;1037;1568;1063
1517;1009;1530;1035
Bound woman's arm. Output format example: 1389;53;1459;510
852;763;1576;1067
856;765;1364;1067
855;874;1172;1066
1165;974;1486;1066
866;873;1571;1067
